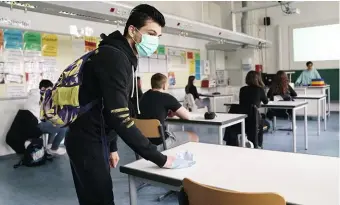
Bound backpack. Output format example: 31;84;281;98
13;138;52;168
40;45;118;127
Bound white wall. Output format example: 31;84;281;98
0;5;212;156
252;1;340;73
117;1;222;27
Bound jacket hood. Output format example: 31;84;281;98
99;30;138;68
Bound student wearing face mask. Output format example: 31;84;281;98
23;79;67;156
65;4;176;205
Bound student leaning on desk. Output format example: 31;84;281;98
295;61;322;86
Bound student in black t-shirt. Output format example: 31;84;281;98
239;71;268;148
138;73;199;149
185;76;212;112
239;71;268;108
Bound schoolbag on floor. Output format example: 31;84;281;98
13;138;52;168
40;45;120;127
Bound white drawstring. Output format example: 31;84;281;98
131;66;135;98
130;64;141;115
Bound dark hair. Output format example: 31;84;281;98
39;79;53;90
185;76;195;94
245;71;264;88
306;61;313;66
271;71;288;95
123;4;165;36
137;76;141;80
151;73;167;89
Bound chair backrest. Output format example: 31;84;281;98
182;178;286;205
228;104;259;147
183;94;197;111
132;118;167;151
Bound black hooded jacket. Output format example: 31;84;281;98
68;31;167;167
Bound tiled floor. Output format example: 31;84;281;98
0;113;339;205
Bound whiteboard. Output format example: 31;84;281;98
138;57;149;73
149;58;167;73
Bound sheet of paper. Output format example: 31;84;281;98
4;62;23;75
5;49;23;62
0;62;4;73
5;74;23;84
41;57;57;72
138;57;149;73
6;85;26;98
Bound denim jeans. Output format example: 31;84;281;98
38;121;67;150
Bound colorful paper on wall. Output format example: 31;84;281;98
187;52;193;59
42;33;58;57
24;32;41;51
4;29;23;49
157;45;165;55
168;72;176;86
0;29;3;50
189;59;195;75
194;53;200;60
85;36;97;52
195;60;201;80
180;51;186;64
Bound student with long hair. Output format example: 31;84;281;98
239;71;268;148
185;75;212;112
267;71;297;119
267;71;297;101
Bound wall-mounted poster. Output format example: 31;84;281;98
42;33;58;57
4;29;23;49
168;72;176;86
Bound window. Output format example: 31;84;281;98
293;24;340;61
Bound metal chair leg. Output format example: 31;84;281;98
157;191;176;201
137;183;150;191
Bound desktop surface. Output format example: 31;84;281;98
120;142;339;205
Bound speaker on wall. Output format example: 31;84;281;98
264;17;271;26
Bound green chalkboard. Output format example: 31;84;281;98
291;68;339;101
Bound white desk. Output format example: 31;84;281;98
166;113;247;146
120;142;340;205
294;95;327;136
295;85;331;117
201;94;234;112
262;101;308;153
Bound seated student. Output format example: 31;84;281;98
267;71;297;119
138;73;199;150
185;75;212;112
295;61;322;86
129;76;143;117
24;80;67;156
239;71;268;148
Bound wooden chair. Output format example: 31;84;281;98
132;118;175;201
182;178;286;205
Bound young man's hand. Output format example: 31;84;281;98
109;152;120;168
163;155;176;168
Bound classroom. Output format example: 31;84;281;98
0;1;339;205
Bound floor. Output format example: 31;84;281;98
0;113;339;205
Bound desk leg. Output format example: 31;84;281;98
317;99;321;136
324;98;327;131
273;116;277;131
182;125;185;131
129;175;137;205
218;126;223;145
292;108;297;153
304;105;308;150
241;120;246;147
327;87;331;117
